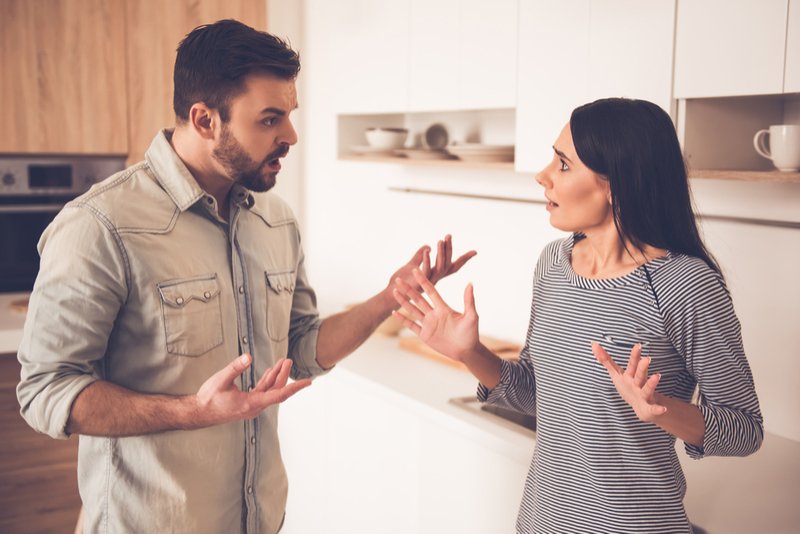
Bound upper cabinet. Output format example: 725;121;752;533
331;0;410;114
2;0;266;160
515;0;676;174
1;0;128;154
785;0;800;93
408;0;517;112
673;0;790;98
333;0;517;113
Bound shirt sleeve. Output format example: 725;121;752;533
16;205;128;439
285;231;326;380
661;262;763;459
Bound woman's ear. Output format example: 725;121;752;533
188;103;217;140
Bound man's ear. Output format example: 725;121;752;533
188;103;217;140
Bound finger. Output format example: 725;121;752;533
412;268;448;308
255;358;289;392
434;239;445;277
422;247;432;278
641;370;661;400
257;378;313;407
449;250;478;274
625;344;642;379
394;277;433;313
409;245;429;267
443;234;453;269
214;353;252;388
391;288;426;321
591;342;622;375
635;354;652;387
392;310;422;335
463;283;478;318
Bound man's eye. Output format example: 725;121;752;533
559;159;569;171
263;117;278;126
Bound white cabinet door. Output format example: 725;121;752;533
674;0;788;98
331;0;410;113
409;0;517;111
785;0;800;92
515;0;675;174
459;0;518;110
417;420;530;534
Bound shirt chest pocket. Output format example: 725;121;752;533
158;274;224;357
265;269;295;342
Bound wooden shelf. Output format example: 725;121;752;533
338;154;516;171
689;169;800;183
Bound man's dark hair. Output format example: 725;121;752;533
173;19;300;123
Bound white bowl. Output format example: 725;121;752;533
365;128;408;150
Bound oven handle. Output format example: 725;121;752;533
0;204;65;213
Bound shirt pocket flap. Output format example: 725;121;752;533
158;276;221;308
265;270;295;294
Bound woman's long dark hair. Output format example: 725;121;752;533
570;98;721;274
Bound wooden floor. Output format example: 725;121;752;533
0;354;81;533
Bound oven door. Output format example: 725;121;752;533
0;198;69;293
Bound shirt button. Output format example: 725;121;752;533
176;297;184;305
242;335;249;345
250;436;256;445
238;286;244;294
204;291;211;299
247;486;253;494
206;197;213;204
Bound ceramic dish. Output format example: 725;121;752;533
350;145;398;157
393;148;453;160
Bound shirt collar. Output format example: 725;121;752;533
144;129;209;212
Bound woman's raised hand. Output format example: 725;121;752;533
391;269;479;362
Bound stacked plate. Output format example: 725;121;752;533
393;148;454;160
446;143;515;163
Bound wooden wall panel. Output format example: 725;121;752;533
124;0;267;163
0;0;128;154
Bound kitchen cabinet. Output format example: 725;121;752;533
330;0;410;114
0;0;129;154
409;0;517;111
0;354;81;533
785;0;800;92
515;0;676;173
1;0;265;161
673;0;790;98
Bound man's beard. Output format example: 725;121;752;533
211;124;289;192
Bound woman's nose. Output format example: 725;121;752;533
535;170;549;188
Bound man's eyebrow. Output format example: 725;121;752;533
553;146;572;162
260;103;299;115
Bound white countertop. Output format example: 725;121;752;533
0;292;29;355
342;334;800;534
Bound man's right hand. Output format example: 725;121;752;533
194;355;312;426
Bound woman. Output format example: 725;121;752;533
392;98;763;533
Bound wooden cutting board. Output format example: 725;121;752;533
398;335;521;372
9;298;29;314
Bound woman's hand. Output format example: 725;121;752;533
592;342;667;422
392;269;479;361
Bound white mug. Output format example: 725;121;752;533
753;124;800;171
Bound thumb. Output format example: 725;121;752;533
217;353;252;385
464;283;478;317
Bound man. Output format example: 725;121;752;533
16;20;475;533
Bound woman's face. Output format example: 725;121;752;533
535;123;613;233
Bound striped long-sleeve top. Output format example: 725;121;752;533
479;235;763;534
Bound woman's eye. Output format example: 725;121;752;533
559;159;569;171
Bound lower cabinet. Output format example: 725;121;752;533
279;370;530;533
0;355;81;533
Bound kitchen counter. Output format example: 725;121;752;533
0;292;28;355
342;334;800;534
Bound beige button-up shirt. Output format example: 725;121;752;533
17;130;326;533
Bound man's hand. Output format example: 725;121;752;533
390;234;476;291
195;354;312;426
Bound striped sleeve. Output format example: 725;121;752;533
658;258;764;459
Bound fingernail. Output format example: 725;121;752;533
239;354;250;364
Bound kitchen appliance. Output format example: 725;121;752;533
0;156;126;293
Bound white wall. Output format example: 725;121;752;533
286;0;800;442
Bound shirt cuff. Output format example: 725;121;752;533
288;325;331;380
476;359;514;404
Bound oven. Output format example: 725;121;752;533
0;156;126;293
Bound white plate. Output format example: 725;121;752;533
350;145;398;156
449;153;514;163
447;143;514;153
393;148;453;160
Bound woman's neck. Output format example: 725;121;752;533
572;227;666;279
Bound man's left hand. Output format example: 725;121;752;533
390;234;476;290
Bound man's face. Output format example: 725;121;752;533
211;74;298;192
